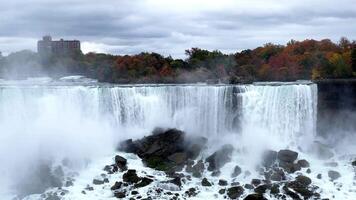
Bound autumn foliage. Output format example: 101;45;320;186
1;37;355;83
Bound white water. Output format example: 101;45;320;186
0;80;354;199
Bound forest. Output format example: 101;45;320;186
0;37;355;83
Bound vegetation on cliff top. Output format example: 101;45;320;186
1;37;355;83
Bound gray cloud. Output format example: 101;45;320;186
0;0;355;58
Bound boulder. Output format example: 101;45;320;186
231;165;242;177
134;177;153;188
114;191;126;198
254;184;271;194
118;128;206;172
206;144;234;171
295;175;312;186
111;182;122;190
218;179;228;186
227;186;244;199
244;193;267;200
202;178;212;186
218;189;226;194
328;170;341;181
115;155;127;171
122;170;141;184
297;159;310;168
352;160;356;166
92;178;104;185
278;150;298;163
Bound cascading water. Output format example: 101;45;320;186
0;80;330;199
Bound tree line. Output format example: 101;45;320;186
0;37;355;83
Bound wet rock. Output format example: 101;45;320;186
123;170;141;184
270;169;285;181
85;185;94;191
285;180;314;199
297;159;310;168
134;177;153;188
262;150;277;168
93;178;104;185
328;170;341;181
231;165;242;177
270;184;280;194
218;189;226;194
206;144;234;171
279;161;301;173
352;160;356;166
185;188;197;197
295;175;312;186
306;168;311;173
114;191;126;198
278;150;298;163
254;184;271;194
168;153;187;165
115;155;127;171
131;191;139;195
119;128;206;172
103;165;112;173
169;176;182;187
202;178;212;186
244;184;254;189
251;179;261;186
218;179;228;186
317;174;322;179
227;186;244;199
111;182;122;190
244;193;267;200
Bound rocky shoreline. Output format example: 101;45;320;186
33;128;356;200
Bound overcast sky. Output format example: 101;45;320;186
0;0;355;58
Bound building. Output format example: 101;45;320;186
37;36;81;56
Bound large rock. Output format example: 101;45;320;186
206;144;234;171
227;186;244;199
118;128;206;171
351;160;356;166
122;170;141;184
277;150;298;163
115;155;127;171
244;193;267;200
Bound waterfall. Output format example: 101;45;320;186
0;82;318;197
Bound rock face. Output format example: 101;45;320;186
118;128;206;171
206;144;234;171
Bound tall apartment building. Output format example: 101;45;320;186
37;36;81;56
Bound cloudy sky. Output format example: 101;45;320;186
0;0;355;58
